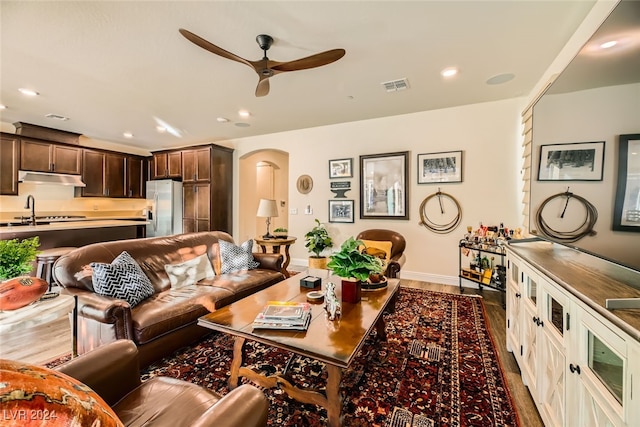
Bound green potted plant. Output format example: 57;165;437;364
273;227;288;238
0;236;40;280
304;219;333;269
327;237;383;303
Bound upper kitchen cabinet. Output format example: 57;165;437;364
81;149;126;197
182;146;211;183
126;156;146;198
20;138;82;175
151;151;182;179
0;133;20;195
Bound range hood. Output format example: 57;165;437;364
18;170;86;187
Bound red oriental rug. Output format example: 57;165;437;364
138;287;519;426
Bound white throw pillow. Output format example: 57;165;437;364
164;254;215;288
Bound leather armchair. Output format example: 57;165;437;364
356;229;406;278
56;340;269;427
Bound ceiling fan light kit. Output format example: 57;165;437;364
179;29;345;97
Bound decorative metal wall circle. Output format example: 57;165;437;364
419;189;462;234
535;188;598;243
296;175;313;194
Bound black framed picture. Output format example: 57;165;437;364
613;133;640;232
417;150;463;184
328;199;354;223
329;158;353;179
538;141;605;181
360;151;409;220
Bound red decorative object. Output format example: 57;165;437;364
341;278;361;303
0;359;122;426
0;277;48;311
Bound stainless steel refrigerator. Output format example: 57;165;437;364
146;180;183;237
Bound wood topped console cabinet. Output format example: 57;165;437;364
506;239;640;427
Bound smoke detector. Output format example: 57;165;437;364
381;78;409;92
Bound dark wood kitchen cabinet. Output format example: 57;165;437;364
81;149;126;197
182;183;211;233
0;133;19;195
182;146;211;183
20;138;82;175
126;156;146;198
151;151;182;179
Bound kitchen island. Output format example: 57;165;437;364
0;219;148;252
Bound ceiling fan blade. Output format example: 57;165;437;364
179;29;254;69
255;76;270;97
270;49;345;73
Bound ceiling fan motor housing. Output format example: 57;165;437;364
256;34;274;51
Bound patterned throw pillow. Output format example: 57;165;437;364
219;239;259;274
91;251;154;307
164;254;215;288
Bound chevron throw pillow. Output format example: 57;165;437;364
219;239;259;274
91;251;154;307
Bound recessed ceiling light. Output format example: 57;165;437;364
217;117;229;123
156;126;167;133
18;88;39;96
486;73;515;85
235;122;250;128
600;40;618;49
0;105;6;110
238;110;251;118
123;132;134;138
441;67;458;78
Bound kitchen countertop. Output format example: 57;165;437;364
0;219;149;234
507;239;640;343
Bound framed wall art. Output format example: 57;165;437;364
538;141;605;181
613;133;640;232
329;158;353;179
417;150;463;184
328;199;354;223
359;151;409;220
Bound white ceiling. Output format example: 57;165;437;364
0;1;597;152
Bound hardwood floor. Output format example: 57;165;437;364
11;279;543;426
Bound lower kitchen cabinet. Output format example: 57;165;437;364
506;244;640;427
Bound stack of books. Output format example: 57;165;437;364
252;301;312;331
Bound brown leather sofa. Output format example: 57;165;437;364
56;340;268;427
356;229;407;278
53;231;285;367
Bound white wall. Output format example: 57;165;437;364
233;97;525;283
532;83;640;268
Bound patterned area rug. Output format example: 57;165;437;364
137;287;519;426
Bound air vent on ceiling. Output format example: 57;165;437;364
381;78;409;92
45;113;70;121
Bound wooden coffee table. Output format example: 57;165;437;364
198;272;399;427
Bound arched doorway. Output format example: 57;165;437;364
238;149;289;243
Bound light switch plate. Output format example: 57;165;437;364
290;208;298;215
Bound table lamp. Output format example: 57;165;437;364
257;198;279;239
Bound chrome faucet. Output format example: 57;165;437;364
24;195;36;226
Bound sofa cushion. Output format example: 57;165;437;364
219;239;259;273
91;251;154;307
164;254;215;289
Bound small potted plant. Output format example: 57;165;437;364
273;227;288;238
304;219;333;269
0;236;40;281
326;237;383;303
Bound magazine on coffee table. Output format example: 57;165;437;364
253;301;311;330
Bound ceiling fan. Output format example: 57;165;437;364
179;29;346;97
